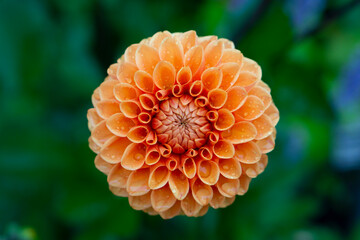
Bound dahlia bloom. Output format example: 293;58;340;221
87;31;279;219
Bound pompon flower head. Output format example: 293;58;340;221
87;30;279;219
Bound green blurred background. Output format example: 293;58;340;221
1;0;360;239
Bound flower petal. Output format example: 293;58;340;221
139;93;157;110
107;163;132;188
181;192;202;217
218;158;242;179
148;164;170;189
256;133;275;153
135;44;160;74
223;86;247;112
233;95;265;121
99;80;118;100
189;80;203;97
264;103;280;126
249;86;272;109
201;67;222;91
106;113;135;137
241;57;262;79
87;108;103;131
114;83;139;102
184;45;204;77
153;61;176;90
221;49;243;65
204;40;223;68
219;62;241;90
197;160;220;186
126;168;151;196
121;143;146;170
117;62;138;84
221;121;257;144
208;89;227;109
234;141;261;164
237;175;252;195
151;184;176;212
159;37;184;72
233;71;258;90
100;136;132;164
210;187;226;209
214;109;234;131
159;201;181;219
213;140;235;159
89;136;101;153
120;100;141;118
124;44;139;65
216;175;239;198
127;126;149;143
182;157;197;179
96;100;120;119
129;192;152;210
242;154;268;178
191;178;213;206
94;155;114;175
180;30;197;53
134;70;155;93
252;114;273;140
150;31;172;49
169;169;189;200
92;120;114;146
176;66;192;85
109;186;128;197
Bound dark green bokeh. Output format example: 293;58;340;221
1;0;360;239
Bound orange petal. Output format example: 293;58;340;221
159;201;181;219
153;61;176;90
139;93;157;110
234;141;261;164
242;154;268;178
214;109;235;131
184;45;204;77
92;120;114;146
100;136;132;164
120;143;146;170
159;144;172;158
264;103;280;126
124;44;139;65
218;158;242;179
128;192;152;210
180;30;197;53
237;174;252;195
197;160;220;185
87;108;103;131
146;131;158;145
126;168;151;196
95;100;120;119
191;178;213;205
155;89;171;101
114;83;138;102
145;146;161;165
109;186;128;197
150;31;172;49
199;146;212;160
127;126;149;143
99;80;118;100
134;70;155;93
107;63;118;78
206;110;218;122
135;44;160;74
213;140;235;159
241;57;262;79
233;95;265;121
249;86;272;109
92;88;100;106
176;66;192;85
182;157;196;179
194;96;208;107
221;121;257;144
210;187;226;209
166;157;178;171
208;89;227;109
221;49;243;65
119;100;141;118
94;155;114;175
89;136;101;154
148;164;170;189
219;62;241;90
143;207;158;216
159;37;184;72
189;80;203;97
257;80;271;92
181;192;202;217
207;131;220;145
138;112;151;124
195;205;209;217
106;113;135;137
219;197;235;208
218;38;235;49
117;62;138;84
201;67;222;91
256;134;275;153
151;184;176;212
107;163;132;188
198;35;217;49
223;86;247;112
216;175;239;198
252;114;273;140
204;40;223;68
169;169;189;200
233;71;258;89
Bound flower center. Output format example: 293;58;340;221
152;96;211;153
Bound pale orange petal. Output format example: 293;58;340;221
92;88;100;106
221;49;243;65
153;61;176;90
241;57;262;79
218;38;235;49
145;146;161;165
100;136;132;164
204;40;223;68
189;80;203;97
214;109;235;131
120;143;146;170
150;31;172;49
107;63;118;78
166;156;178;171
218;158;242;179
117;62;138;84
107;163;132;188
182;157;196;179
201;67;222;91
197;160;220;186
87;108;103;131
151;184;176;212
176;66;192;85
184;45;204;78
127;126;149;143
89;136;101;154
169;169;189;200
109;186;128;197
135;44;160;74
95;100;120;119
208;89;227;109
129;192;152;210
180;30;197;53
233;71;258;89
119;100;141;118
234;141;261;164
242;154;268;178
264;103;280;126
198;35;217;49
213;140;235;159
159;201;181;219
139;93;157;110
210;187;226;209
233;95;265;121
106;113;135;137
194;96;208;107
94;155;114;175
219;62;241;90
221;121;257;144
216;175;239;198
237;175;252;195
124;44;139;65
159;37;184;72
91;120;114;146
191;178;213;205
252;114;273;140
206;110;218;122
207;131;220;145
127;168;151;196
114;83;139;102
134;70;155;93
223;86;247;112
256;133;275;153
99;80;118;100
219;197;235;208
181;192;202;216
148;164;170;189
249;86;272;109
138;112;151;124
199;146;212;160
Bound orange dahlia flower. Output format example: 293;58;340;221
87;31;279;219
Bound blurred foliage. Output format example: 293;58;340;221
1;0;360;239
